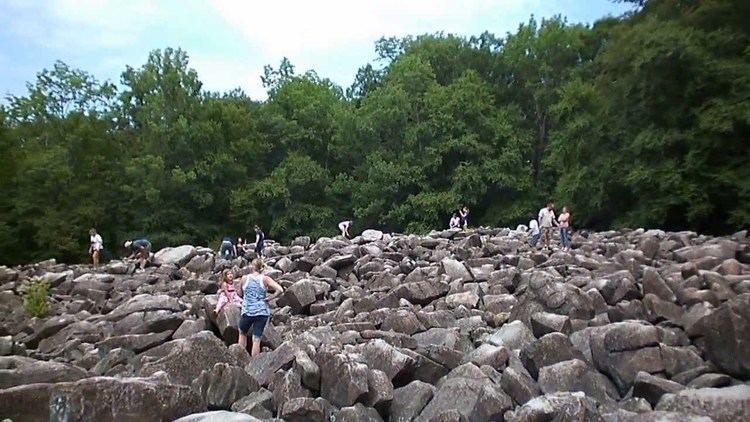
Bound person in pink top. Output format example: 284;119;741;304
215;269;241;314
558;206;572;251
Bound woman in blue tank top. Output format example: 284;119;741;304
238;259;284;356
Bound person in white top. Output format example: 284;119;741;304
527;215;540;247
338;220;352;238
449;212;461;229
89;228;103;267
538;202;558;250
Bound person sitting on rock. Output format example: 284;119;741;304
449;212;461;229
254;225;265;257
528;215;540;247
219;236;236;260
238;259;284;357
215;269;241;314
338;220;352;238
236;237;246;257
124;238;151;272
89;228;103;267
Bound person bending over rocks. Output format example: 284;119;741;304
215;269;241;314
219;236;236;260
338;219;352;238
124;238;151;272
238;259;284;357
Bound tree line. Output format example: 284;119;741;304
1;0;747;264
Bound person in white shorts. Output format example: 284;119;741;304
89;228;103;267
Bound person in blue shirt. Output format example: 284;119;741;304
124;238;151;272
219;236;236;260
237;259;284;356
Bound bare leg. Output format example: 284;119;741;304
251;337;262;357
238;332;248;349
93;251;99;267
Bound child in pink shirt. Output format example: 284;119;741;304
215;269;241;313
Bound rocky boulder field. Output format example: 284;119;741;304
1;227;749;421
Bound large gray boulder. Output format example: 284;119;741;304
390;380;434;422
415;363;512;422
0;356;88;389
191;363;259;409
174;411;262;422
590;321;664;395
153;245;198;266
698;294;750;378
139;331;241;385
0;375;205;421
504;392;602;422
655;385;750;422
317;351;369;408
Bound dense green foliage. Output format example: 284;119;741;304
22;278;50;317
1;0;748;264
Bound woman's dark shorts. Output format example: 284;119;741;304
239;314;268;338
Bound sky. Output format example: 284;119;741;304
0;0;634;101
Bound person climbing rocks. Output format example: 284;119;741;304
449;212;461;229
215;269;241;314
459;206;470;229
558;206;572;251
538;202;558;250
254;225;265;257
338;220;352;238
237;259;284;357
89;228;103;267
527;215;540;247
219;236;236;260
124;238;151;272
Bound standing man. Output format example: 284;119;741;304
459;206;470;230
124;238;151;272
538;202;558;250
254;225;265;257
89;228;103;267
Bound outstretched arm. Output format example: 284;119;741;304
264;276;284;302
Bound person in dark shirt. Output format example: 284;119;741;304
254;226;265;257
124;238;151;272
219;236;237;260
236;237;246;257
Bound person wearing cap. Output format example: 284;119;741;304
124;238;151;272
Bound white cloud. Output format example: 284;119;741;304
211;0;538;57
189;55;267;99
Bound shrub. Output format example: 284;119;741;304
23;278;50;317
